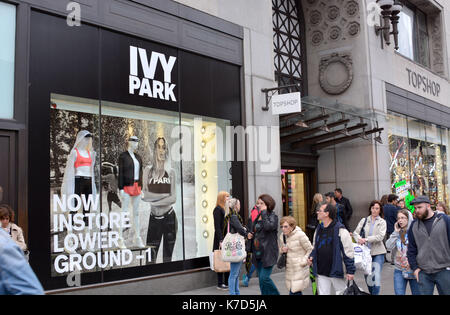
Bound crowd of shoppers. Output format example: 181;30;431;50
212;187;449;296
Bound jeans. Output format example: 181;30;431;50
229;261;243;295
393;269;421;295
364;254;385;295
255;261;280;295
418;269;450;295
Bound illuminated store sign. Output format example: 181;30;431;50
129;46;177;102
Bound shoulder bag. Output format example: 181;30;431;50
277;234;287;269
221;221;247;263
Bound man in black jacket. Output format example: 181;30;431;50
334;188;353;226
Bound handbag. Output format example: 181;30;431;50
213;250;230;272
277;235;287;269
342;280;370;295
123;182;142;196
359;217;368;239
221;222;247;263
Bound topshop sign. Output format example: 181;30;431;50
406;68;441;98
129;46;177;102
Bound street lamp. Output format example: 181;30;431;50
375;0;403;49
390;1;404;50
375;0;394;46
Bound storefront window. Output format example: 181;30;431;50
387;113;411;195
49;94;232;276
388;111;449;208
0;2;16;120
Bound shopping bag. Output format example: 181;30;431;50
353;243;372;275
342;280;370;295
214;250;230;272
221;222;247;263
221;232;247;262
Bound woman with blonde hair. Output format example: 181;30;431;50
223;198;247;295
280;216;313;295
213;191;230;290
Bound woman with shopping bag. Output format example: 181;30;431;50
279;216;313;295
222;198;248;295
213;191;231;290
353;200;387;295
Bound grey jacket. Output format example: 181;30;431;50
407;213;450;274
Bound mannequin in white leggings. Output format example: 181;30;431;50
118;136;144;249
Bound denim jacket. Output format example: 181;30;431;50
0;228;44;295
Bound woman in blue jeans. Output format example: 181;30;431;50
353;200;387;295
386;209;420;295
223;198;248;295
250;194;280;295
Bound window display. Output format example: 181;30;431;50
387;112;449;209
50;94;231;277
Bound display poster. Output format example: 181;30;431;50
49;94;231;277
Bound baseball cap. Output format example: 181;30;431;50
409;195;431;205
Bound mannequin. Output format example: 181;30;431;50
60;130;97;253
118;136;144;248
143;137;177;263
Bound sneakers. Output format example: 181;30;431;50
242;274;249;287
216;284;228;290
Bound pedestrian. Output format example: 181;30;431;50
384;194;400;240
223;198;247;295
242;204;259;287
334;188;353;225
386;209;420;295
306;193;323;241
308;202;355;295
383;194;400;265
353;200;387;295
213;191;230;290
279;216;313;295
325;192;349;231
0;228;44;295
436;201;449;215
0;205;28;254
251;194;280;295
407;196;450;295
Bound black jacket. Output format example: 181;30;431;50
252;210;279;268
118;151;143;190
223;211;247;237
336;196;353;221
213;206;225;251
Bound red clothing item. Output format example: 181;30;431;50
74;148;92;168
250;206;260;222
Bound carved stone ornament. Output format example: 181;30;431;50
319;53;353;95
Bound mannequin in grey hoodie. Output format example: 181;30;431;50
386;209;420;295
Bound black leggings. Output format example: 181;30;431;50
73;177;92;225
146;209;177;263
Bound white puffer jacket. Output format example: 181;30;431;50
279;226;313;293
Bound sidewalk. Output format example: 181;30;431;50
175;262;420;295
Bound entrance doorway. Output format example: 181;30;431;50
281;169;313;232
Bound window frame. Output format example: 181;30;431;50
398;0;431;68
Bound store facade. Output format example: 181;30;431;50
1;0;247;292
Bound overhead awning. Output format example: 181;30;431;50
280;96;385;151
